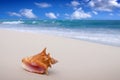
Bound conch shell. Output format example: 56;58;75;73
22;48;57;74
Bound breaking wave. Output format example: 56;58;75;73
1;21;24;24
0;20;120;47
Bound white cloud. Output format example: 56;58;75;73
20;9;37;18
71;0;80;7
92;11;98;15
89;0;120;12
67;0;80;10
89;1;95;7
35;2;51;8
109;0;120;7
45;12;57;19
8;12;21;17
8;9;37;19
71;8;91;19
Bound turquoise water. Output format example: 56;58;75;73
0;20;120;47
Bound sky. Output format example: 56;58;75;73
0;0;120;20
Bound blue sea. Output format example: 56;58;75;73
0;20;120;47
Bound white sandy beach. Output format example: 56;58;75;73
0;29;120;80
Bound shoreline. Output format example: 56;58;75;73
0;19;120;47
0;28;120;47
0;29;120;80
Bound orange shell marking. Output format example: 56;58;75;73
22;48;57;74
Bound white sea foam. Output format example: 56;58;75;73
1;21;24;24
0;20;120;47
35;28;120;47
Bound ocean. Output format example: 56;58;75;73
0;20;120;47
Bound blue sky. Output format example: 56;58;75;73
0;0;120;20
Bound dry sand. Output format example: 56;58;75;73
0;30;120;80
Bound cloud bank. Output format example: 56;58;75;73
71;8;91;19
8;9;37;19
89;0;120;11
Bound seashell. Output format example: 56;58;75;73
22;48;57;74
